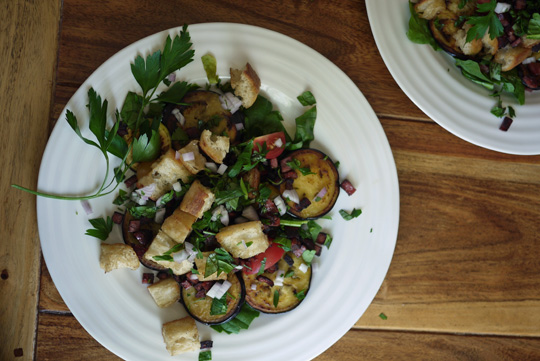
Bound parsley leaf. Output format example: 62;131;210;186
287;158;316;176
339;208;362;221
85;216;113;240
465;0;503;42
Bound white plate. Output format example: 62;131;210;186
37;23;399;361
366;1;540;155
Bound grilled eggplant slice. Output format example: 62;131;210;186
279;149;339;219
180;91;237;141
181;272;245;325
122;211;165;271
242;252;311;314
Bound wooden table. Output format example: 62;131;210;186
2;0;540;360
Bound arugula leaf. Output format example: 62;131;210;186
406;1;441;51
465;0;503;42
201;54;219;84
339;208;362;221
455;59;494;90
85;216;113;240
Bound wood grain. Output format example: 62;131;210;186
0;1;62;360
36;312;540;361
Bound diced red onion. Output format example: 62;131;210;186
495;2;511;13
173;250;188;264
135;183;156;202
80;200;93;215
172;181;182;192
273;196;287;216
167;73;176;83
274;269;285;287
234;216;249;224
219;92;242;114
242;206;259;221
314;187;327;201
207;280;231;299
282;189;300;204
273;137;283;148
211;205;229;226
217;164;228;175
522;57;536;65
175;150;181;160
235;123;244;131
299;263;309;273
205;162;218;173
154;208;166;224
189;273;199;280
182;151;195;162
171;108;185;126
251;283;257;291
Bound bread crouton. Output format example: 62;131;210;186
137;148;192;200
453;25;482;56
161;208;197;244
143;230;192;276
162;317;199;356
215;220;269;259
147;278;180;308
414;0;445;20
230;63;260;108
494;45;533;71
99;243;139;273
179;180;215;219
194;251;229;282
177;140;206;174
199;129;230;164
522;36;540;49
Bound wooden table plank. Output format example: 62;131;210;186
0;1;62;360
37;312;540;361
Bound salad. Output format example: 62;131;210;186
407;0;540;130
15;25;360;359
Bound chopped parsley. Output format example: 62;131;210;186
85;216;113;240
339;208;362;221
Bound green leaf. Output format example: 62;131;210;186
455;59;495;90
406;1;441;51
201;54;219;84
210;304;260;334
288;106;317;150
287;158;315;176
379;312;388;320
159;26;195;81
339;208;362;221
302;250;316;265
155;81;199;104
131;50;162;96
65;110;100;149
528;13;540;39
132;130;161;163
199;350;212;361
243;96;290;140
273;290;280;307
295;289;307;300
297;91;316;106
120;91;144;130
87;88;109;148
85;216;113;241
465;0;503;41
210;294;228;315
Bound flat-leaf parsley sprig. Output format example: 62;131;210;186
12;25;196;201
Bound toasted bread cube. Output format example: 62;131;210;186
194;251;228;282
148;278;180;308
179;180;215;218
495;45;533;71
161;208;197;244
177;140;206;174
230;63;261;108
162;317;199;355
215;220;269;259
199;129;230;164
143;230;192;276
99;243;139;273
414;0;445;20
137;148;192;200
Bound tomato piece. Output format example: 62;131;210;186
253;131;286;159
243;242;286;275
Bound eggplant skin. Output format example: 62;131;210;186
181;272;245;325
122;211;165;271
279;149;339;220
242;252;311;314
